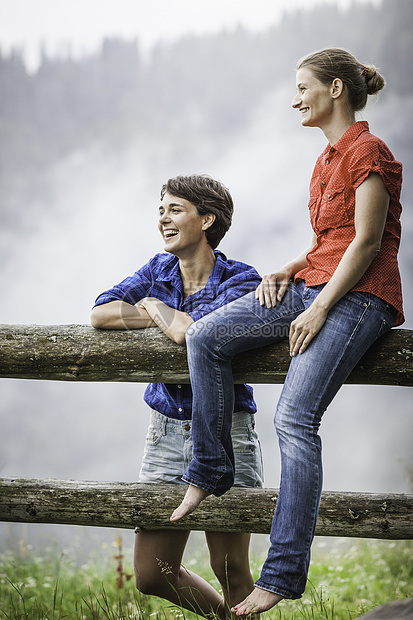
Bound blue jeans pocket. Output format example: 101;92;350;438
375;316;394;339
145;419;164;446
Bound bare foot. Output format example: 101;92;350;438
170;484;210;521
231;587;283;615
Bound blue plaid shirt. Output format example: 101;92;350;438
94;251;261;419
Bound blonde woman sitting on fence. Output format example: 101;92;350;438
170;48;404;615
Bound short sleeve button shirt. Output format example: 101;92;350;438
295;121;404;325
94;251;261;419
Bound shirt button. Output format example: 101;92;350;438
178;407;183;412
373;160;378;166
184;424;191;431
326;159;330;164
321;181;326;186
177;385;182;389
327;193;331;199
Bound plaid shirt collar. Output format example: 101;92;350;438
154;250;227;300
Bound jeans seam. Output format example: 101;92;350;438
311;299;371;415
293;461;321;592
271;297;374;596
292;301;373;581
216;362;228;475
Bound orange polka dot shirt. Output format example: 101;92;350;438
295;121;404;326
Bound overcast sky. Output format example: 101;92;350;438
0;0;380;70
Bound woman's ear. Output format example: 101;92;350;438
202;214;216;230
331;78;344;99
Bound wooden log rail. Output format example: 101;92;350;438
1;478;412;540
0;324;412;385
0;324;412;538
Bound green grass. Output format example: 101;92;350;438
0;535;411;619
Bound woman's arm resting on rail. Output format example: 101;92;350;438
138;297;194;345
90;300;156;330
289;172;390;356
91;298;193;345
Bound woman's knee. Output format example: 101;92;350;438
134;565;157;595
209;552;251;590
134;530;189;596
134;551;177;595
135;564;175;596
274;400;322;465
185;318;215;350
210;560;233;589
212;564;253;595
274;398;297;438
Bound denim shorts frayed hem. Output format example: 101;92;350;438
139;409;264;489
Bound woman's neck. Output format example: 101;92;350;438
179;246;216;298
322;110;356;147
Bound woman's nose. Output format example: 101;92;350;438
292;93;301;108
159;211;170;224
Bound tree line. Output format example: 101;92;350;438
0;0;411;232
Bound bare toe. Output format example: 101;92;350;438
231;587;283;615
170;484;210;521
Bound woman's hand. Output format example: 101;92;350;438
256;235;317;308
289;303;328;356
256;268;292;308
136;297;155;311
137;297;194;345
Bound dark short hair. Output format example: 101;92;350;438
161;174;233;249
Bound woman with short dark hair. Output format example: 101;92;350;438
91;174;263;618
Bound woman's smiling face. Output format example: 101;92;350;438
292;67;334;129
158;192;210;256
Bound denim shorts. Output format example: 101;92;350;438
139;409;264;488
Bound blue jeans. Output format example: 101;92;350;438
183;281;396;599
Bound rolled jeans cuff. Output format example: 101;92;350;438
254;579;302;600
181;467;233;496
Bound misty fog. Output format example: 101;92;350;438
1;0;412;553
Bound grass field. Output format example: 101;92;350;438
0;533;412;619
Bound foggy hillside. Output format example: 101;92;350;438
1;0;412;551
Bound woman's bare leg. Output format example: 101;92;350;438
170;484;210;522
206;531;256;616
134;529;226;618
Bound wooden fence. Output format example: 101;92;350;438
0;324;412;539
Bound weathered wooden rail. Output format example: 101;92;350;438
1;478;412;539
0;324;412;538
0;324;412;385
